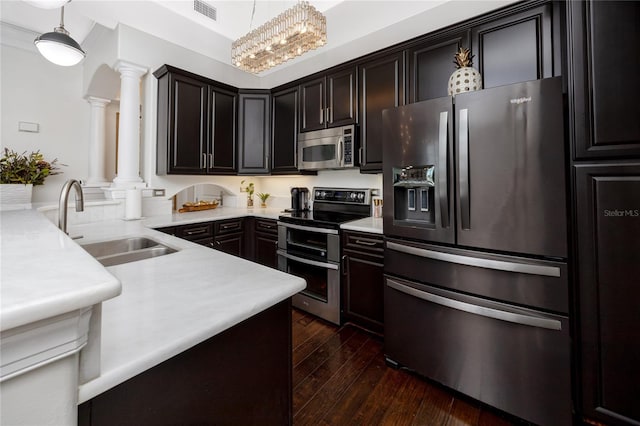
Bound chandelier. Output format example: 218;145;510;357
232;1;327;74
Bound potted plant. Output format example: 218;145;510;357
0;148;61;208
240;180;254;207
257;192;270;208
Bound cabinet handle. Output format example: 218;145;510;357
186;228;207;236
209;242;215;248
341;254;348;276
326;107;331;123
201;153;206;169
319;108;324;124
354;239;378;247
208;153;213;168
221;223;238;230
358;147;363;166
215;240;221;245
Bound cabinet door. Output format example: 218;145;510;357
342;232;384;333
299;77;325;132
327;67;356;127
359;51;405;173
209;87;237;174
568;1;640;159
575;162;640;426
214;233;244;257
167;73;208;174
271;87;299;174
407;31;470;103
255;233;278;269
471;3;554;89
238;92;271;174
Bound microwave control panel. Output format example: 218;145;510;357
343;127;353;166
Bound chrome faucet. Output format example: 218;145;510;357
58;179;84;234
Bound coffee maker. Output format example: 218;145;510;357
290;187;309;212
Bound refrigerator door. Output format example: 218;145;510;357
382;97;454;244
455;77;567;258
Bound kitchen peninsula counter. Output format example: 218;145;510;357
71;217;305;404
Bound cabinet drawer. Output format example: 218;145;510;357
343;231;384;255
255;219;278;235
155;226;176;236
215;219;243;235
176;223;213;240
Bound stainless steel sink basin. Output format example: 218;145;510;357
81;237;178;266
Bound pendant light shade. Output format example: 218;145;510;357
34;6;85;66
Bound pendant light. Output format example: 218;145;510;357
34;5;85;66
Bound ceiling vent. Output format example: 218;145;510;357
194;0;217;21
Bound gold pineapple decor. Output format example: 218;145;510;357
448;47;482;96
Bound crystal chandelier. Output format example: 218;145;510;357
232;1;327;74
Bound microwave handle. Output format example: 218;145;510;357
337;137;344;166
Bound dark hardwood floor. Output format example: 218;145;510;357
292;309;520;426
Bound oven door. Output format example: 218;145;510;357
277;250;341;325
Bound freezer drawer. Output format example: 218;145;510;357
384;275;571;426
385;238;568;313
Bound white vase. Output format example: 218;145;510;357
448;66;482;96
0;183;33;210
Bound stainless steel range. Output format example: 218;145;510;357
277;187;372;324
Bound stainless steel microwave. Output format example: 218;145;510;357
298;125;357;171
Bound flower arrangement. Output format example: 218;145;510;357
0;148;62;185
240;180;255;207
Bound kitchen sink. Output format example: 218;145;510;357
80;237;178;266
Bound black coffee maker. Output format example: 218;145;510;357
290;187;309;211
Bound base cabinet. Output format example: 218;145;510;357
254;218;278;269
78;300;292;426
341;231;384;333
575;162;640;426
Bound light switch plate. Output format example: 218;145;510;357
18;121;39;133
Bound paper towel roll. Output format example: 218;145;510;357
125;189;142;220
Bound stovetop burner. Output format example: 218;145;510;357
279;210;369;229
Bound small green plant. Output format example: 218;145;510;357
257;192;270;203
240;180;254;196
0;148;62;185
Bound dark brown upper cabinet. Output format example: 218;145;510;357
271;86;299;174
407;31;470;103
238;91;271;175
359;51;405;173
471;3;554;90
299;66;356;132
154;65;237;176
208;86;237;174
568;0;640;160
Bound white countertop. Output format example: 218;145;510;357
72;218;305;403
340;216;384;235
0;210;121;331
142;206;283;228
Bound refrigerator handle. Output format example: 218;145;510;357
386;278;562;331
459;108;470;230
438;111;450;228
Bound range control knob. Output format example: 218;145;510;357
358;193;365;200
315;190;321;198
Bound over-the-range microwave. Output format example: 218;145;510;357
297;125;358;171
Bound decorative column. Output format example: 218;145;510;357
85;96;110;186
112;61;147;188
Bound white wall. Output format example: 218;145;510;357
1;42;90;204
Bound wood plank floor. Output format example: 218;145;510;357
292;309;523;426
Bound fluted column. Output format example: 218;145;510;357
85;96;110;185
112;61;147;188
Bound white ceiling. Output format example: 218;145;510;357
0;0;517;78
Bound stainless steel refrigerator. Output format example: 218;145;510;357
382;77;571;426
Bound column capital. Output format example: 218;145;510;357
86;96;111;107
113;60;147;79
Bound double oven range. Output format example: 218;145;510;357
277;188;372;325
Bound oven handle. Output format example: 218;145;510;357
386;241;561;277
277;250;339;270
277;221;339;235
386;278;562;331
